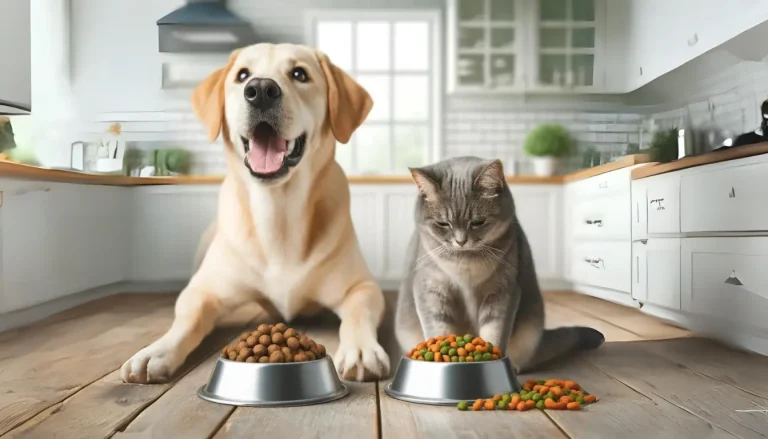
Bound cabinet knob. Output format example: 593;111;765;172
724;270;743;286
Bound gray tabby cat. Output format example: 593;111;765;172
395;156;604;373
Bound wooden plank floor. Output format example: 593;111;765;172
2;290;768;438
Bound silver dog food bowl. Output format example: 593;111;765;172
384;356;521;405
197;356;348;407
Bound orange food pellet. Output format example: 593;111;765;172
466;356;474;362
473;399;483;411
417;355;424;360
450;342;458;348
552;386;564;397
426;338;435;345
465;343;475;352
565;380;579;390
484;400;495;410
539;386;550;395
491;354;499;360
559;396;573;404
556;379;567;387
477;345;488;353
567;402;581;411
457;348;467;357
544;398;557;409
411;352;419;360
525;379;538;386
442;354;450;362
510;395;521;407
472;337;484;345
416;342;426;350
436;335;445;341
544;379;557;387
430;344;440;353
447;334;456;342
434;353;441;362
492;346;502;355
553;402;568;410
525;400;536;409
523;383;533;391
492;394;502;402
584;395;597;403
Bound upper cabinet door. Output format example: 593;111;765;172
447;0;606;94
0;0;31;113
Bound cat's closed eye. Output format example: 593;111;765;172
435;221;451;228
470;218;486;228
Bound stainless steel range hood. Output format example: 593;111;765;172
157;0;257;53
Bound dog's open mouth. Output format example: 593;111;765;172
241;122;306;179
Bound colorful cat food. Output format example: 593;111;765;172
456;379;599;411
406;334;502;362
221;323;326;363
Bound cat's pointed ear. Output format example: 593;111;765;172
409;167;439;201
474;159;505;197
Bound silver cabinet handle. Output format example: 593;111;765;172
585;219;604;227
584;257;605;269
724;270;743;286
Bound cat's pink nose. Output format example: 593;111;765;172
454;237;467;247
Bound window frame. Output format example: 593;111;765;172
304;9;443;175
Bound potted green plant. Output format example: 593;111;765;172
523;123;573;176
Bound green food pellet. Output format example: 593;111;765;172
441;341;450;348
474;352;482;360
583;391;590;396
457;400;468;411
537;380;546;385
424;352;434;361
451;356;458;362
532;393;542;402
457;340;466;347
486;342;493;352
420;347;428;355
575;395;584;404
563;389;570;395
497;400;508;410
545;392;554;400
520;390;528;396
502;394;511;403
440;346;450;355
463;334;473;342
521;393;531;402
448;348;457;357
458;356;466;362
536;400;545;410
482;352;492;361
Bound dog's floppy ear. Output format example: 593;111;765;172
316;51;373;144
191;50;240;142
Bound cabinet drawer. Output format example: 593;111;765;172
682;237;768;331
571;194;630;240
571;166;631;198
646;174;680;234
681;161;768;233
571;241;631;292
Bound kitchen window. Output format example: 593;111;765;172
306;10;441;175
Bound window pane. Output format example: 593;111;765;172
335;141;353;172
394;75;429;121
539;54;566;85
540;0;566;20
490;55;515;87
355;125;390;174
356;21;390;71
458;0;486;21
572;54;594;86
572;28;595;48
491;28;515;49
394;22;429;71
316;21;352;70
490;0;515;21
572;0;595;21
393;125;428;172
457;54;485;86
540;28;566;48
459;26;485;50
356;75;390;121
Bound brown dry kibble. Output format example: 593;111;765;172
272;332;285;345
228;351;237;361
236;353;249;362
269;351;285;363
236;341;248;351
299;336;311;350
239;331;251;341
281;346;292;357
258;334;272;345
253;344;267;357
246;335;257;347
293;352;308;362
258;356;270;363
257;324;271;333
251;330;263;341
268;344;281;354
222;346;229;356
245;356;256;363
317;344;326;357
271;326;282;335
275;323;288;332
239;348;251;357
286;337;300;350
284;328;297;338
305;351;316;361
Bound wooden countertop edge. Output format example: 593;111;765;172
562;154;652;183
631;142;768;180
0;161;565;186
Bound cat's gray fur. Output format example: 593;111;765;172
395;156;604;372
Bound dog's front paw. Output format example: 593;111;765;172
334;337;390;382
121;342;182;384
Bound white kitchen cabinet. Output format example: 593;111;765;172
571;193;630;241
681;237;768;336
570;241;630;292
0;179;129;313
681;161;768;233
636;238;681;310
0;0;31;113
631;178;647;241
646;173;680;235
446;0;607;94
631;241;647;302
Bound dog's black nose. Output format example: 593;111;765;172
244;78;282;108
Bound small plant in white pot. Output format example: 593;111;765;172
523;123;573;177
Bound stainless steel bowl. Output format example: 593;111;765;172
197;356;348;407
384;356;520;405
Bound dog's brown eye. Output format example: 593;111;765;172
236;68;250;83
291;67;309;83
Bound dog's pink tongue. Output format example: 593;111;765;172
247;136;287;174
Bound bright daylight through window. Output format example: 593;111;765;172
310;12;438;175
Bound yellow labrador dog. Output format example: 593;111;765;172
121;43;389;383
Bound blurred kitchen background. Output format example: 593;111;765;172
2;0;768;177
